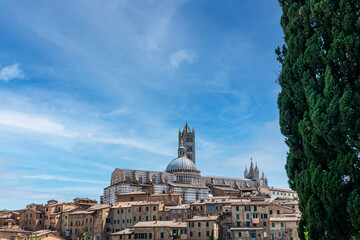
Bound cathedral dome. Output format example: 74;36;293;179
166;156;198;172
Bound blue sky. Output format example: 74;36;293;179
0;0;286;210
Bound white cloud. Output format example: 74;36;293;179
0;110;77;138
0;63;24;81
0;109;173;156
170;50;194;68
23;175;107;184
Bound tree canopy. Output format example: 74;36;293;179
276;0;360;239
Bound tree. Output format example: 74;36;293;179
276;0;360;239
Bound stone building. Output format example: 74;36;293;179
186;216;219;240
19;204;45;231
133;221;187;240
103;123;268;204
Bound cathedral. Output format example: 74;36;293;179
103;123;268;204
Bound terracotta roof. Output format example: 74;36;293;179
231;227;263;230
111;228;134;235
69;210;94;215
165;204;190;210
87;204;111;211
0;228;31;233
270;216;300;221
187;216;218;222
134;221;187;228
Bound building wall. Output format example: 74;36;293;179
19;209;44;231
187;219;219;240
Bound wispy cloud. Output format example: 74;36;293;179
170;50;194;68
0;110;77;137
0;63;24;81
0;108;173;156
23;175;107;184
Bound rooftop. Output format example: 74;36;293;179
134;221;187;228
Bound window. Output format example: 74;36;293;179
153;215;156;221
159;217;162;221
146;207;149;211
207;231;210;236
245;206;250;211
114;220;116;224
277;210;280;214
121;209;124;214
237;222;240;227
160;232;164;238
281;222;284;228
246;214;250;219
236;206;239;211
153;206;156;211
238;232;242;237
254;206;257;211
198;232;201;237
208;205;216;211
271;234;275;240
139;216;142;221
134;217;136;222
198;222;201;227
263;221;267;227
279;232;282;238
130;197;134;201
146;216;149;221
166;217;169;221
270;210;273;215
236;214;240;219
173;210;175;214
206;222;209;227
246;222;250;227
253;213;258;218
149;233;152;239
271;223;275;228
190;232;193;237
114;174;119;184
139;207;141;211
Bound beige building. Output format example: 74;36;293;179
186;216;219;240
68;209;94;240
107;202;133;234
44;201;77;232
134;221;187;240
0;228;31;240
19;205;45;231
269;215;300;240
110;228;133;240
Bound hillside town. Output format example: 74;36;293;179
0;125;301;240
0;187;299;240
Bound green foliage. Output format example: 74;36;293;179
277;0;360;239
31;233;42;240
82;233;86;240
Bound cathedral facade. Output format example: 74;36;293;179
103;123;268;204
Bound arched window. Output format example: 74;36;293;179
196;190;199;200
114;174;119;184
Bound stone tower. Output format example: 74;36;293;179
179;123;196;165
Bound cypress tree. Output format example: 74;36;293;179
276;0;360;239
